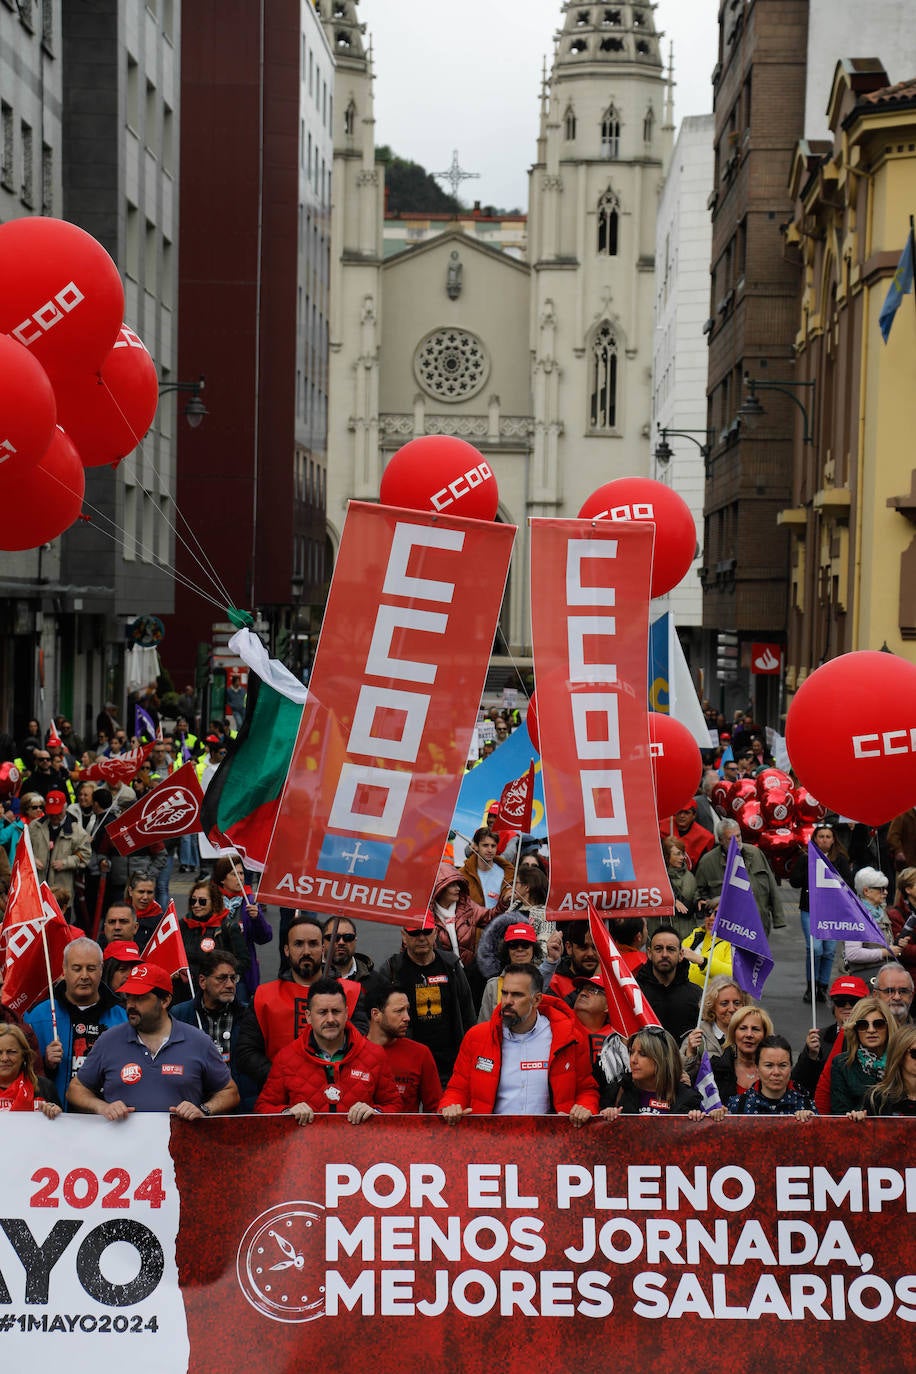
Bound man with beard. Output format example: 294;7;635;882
543;920;601;1000
172;950;258;1111
635;925;702;1041
67;961;238;1118
439;965;597;1122
874;964;914;1026
235;915;364;1093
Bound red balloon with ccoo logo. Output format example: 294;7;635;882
380;435;499;521
785;650;916;825
648;712;703;820
578;476;696;598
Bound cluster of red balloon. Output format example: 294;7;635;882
0;218;159;551
710;768;825;879
0;762;21;801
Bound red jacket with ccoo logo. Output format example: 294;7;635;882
254;1023;402;1115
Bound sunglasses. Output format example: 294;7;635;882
210;972;239;983
832;997;858;1008
628;1025;669;1047
506;940;535;951
189;897;210;907
404;928;431;937
326;933;356;943
855;1018;888;1032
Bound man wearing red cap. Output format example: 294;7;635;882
791;974;869;1107
29;790;91;898
101;940;142;995
67;960;239;1119
658;801;714;870
477;921;542;1021
379;911;475;1086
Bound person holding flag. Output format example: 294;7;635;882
704;833;776;1002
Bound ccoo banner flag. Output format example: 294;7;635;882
260;502;516;923
529;519;673;917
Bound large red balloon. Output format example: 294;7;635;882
0;217;124;378
0;426;85;550
380;436;499;521
53;325;159;467
785;651;916;825
648;712;703;820
578;477;696;598
0;333;58;479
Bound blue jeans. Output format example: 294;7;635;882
178;832;200;869
800;909;836;986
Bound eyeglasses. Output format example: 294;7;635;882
210;972;239;983
855;1018;888;1032
26;804;42;812
507;941;535;951
189;897;210;907
404;929;431;937
326;932;356;943
880;987;912;999
832;997;858;1008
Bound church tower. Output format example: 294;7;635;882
318;1;385;546
529;2;672;516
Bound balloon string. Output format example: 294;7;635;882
39;465;228;613
99;374;236;611
491;620;538;707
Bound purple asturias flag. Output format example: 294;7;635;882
711;836;774;997
808;843;890;947
135;703;158;742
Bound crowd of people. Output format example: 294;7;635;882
1;700;915;1124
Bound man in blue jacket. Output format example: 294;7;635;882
25;936;127;1108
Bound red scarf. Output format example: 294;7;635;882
0;1074;36;1112
185;906;229;930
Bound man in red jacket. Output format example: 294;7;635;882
254;978;401;1124
439;965;597;1124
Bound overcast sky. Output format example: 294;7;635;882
363;0;719;211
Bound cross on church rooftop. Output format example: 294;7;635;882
432;150;480;199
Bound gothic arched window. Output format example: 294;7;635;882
564;105;577;141
601;106;620;159
589;322;618;429
597;188;619;255
643;106;655;144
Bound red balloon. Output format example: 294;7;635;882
757;826;801;880
793;786;825;824
0;334;57;479
648;712;703;820
796;823;816;848
785;651;916;825
711;780;731;816
726;779;757;815
755;767;792;796
0;426;85;550
760;787;795;827
53;326;159;467
578;477;696;598
0;762;22;800
737;798;765;838
380;436;498;521
0;217;124;377
526;691;539;755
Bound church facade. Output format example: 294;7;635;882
320;1;672;655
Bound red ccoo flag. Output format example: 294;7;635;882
106;760;204;856
140;902;190;984
47;719;63;750
491;760;535;836
0;827;72;1013
78;740;155;787
587;900;661;1037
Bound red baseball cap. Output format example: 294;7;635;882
828;976;869;1000
44;790;68;816
119;962;172;996
104;940;142;964
504;923;537;944
573;974;606;990
403;911;435;933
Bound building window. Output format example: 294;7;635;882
41;141;52;214
564;105;576;141
600;106;620;159
597;188;619;255
643;107;654;144
1;103;14;190
589;322;618;430
20;121;33;206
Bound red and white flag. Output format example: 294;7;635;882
140;902;190;983
106;760;204;856
79;740;155;786
587;901;661;1037
491;759;535;834
260;502;516;924
47;719;63;750
529;518;673;917
0;827;72;1013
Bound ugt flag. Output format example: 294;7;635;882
712;836;774;997
79;740;155;786
879;229;915;342
808;843;890;947
107;760;205;856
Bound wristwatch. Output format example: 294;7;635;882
199;1103;212;1117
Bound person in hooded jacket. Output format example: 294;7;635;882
428;862;492;968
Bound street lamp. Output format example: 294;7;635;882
738;374;815;444
654;427;714;464
158;376;208;428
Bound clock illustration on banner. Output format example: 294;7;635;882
236;1201;326;1322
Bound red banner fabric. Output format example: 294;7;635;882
78;741;155;785
588;900;661;1035
493;760;535;834
173;1116;916;1374
529;519;673;918
0;826;71;1012
106;761;204;856
140;902;190;982
259;503;516;923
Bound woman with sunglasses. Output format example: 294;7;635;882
829;996;897;1114
601;1026;704;1119
791;975;869;1104
178;879;249;991
212;855;273;998
710;1004;774;1100
852;1024;916;1117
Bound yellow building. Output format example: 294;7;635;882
781;60;916;690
